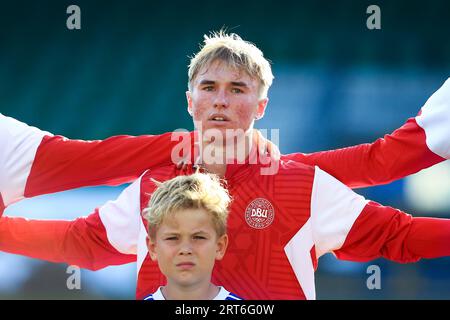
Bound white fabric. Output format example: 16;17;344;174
144;287;164;300
416;77;450;159
283;219;316;300
0;113;51;206
310;166;368;257
145;286;236;300
98;176;143;254
213;286;235;300
136;219;150;276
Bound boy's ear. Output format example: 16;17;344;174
215;234;229;261
146;236;158;261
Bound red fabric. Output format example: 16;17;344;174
0;212;135;270
1;117;448;299
24;132;190;197
135;162;316;300
288;118;445;188
2;162;450;299
335;201;450;263
20;118;446;200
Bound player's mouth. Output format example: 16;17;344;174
208;114;231;123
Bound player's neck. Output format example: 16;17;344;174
162;281;219;300
198;130;253;177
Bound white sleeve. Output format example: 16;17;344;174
310;166;369;258
416;77;450;159
0;113;52;207
98;176;143;255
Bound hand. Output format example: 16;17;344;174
253;129;280;162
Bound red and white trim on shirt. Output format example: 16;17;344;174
0;113;51;207
416;77;450;159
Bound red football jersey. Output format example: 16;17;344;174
2;159;450;299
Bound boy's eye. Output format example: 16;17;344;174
193;236;206;240
165;237;178;241
231;88;243;94
202;86;214;91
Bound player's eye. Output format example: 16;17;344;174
202;86;214;91
193;235;207;240
231;87;243;94
165;237;178;241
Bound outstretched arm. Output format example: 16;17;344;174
288;78;450;188
0;113;185;215
335;203;450;263
0;214;135;270
310;166;450;263
0;178;143;270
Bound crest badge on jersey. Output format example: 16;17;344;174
245;198;275;229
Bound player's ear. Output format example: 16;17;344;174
215;234;228;261
255;97;268;120
186;91;193;116
147;236;158;261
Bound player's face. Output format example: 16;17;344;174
148;208;228;289
186;60;268;136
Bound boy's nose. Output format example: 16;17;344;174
179;241;193;255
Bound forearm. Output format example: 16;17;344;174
0;216;69;263
334;200;450;263
0;215;136;270
405;217;450;259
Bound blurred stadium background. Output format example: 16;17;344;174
1;0;450;299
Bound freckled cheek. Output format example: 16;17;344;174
191;104;210;121
193;109;206;120
235;104;255;125
191;95;212;118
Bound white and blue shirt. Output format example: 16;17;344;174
144;286;243;300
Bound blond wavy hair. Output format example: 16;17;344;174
188;30;274;98
143;173;231;240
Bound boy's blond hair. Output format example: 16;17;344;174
188;30;274;98
143;173;231;240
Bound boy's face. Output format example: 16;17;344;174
186;60;268;136
147;208;228;288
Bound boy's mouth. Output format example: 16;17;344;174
176;262;195;269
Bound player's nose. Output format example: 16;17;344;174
213;89;229;109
